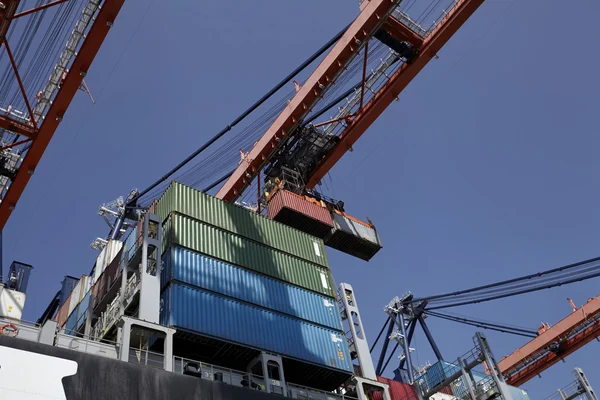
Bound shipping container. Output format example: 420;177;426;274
325;211;382;261
59;275;79;308
0;287;26;321
162;247;342;330
267;189;334;239
164;213;336;297
373;376;419;400
161;282;352;373
76;289;91;325
55;292;71;327
155;181;328;267
65;304;79;333
67;274;91;317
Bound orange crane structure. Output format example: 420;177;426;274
499;296;600;386
215;0;485;201
0;0;124;230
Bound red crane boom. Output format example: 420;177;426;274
216;0;485;201
498;296;600;386
0;0;125;231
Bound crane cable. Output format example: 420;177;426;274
129;23;352;207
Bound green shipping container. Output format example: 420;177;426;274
155;181;328;267
163;213;336;297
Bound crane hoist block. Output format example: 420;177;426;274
267;188;334;239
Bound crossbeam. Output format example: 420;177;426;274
0;115;37;139
0;0;125;229
306;0;485;188
216;0;400;202
498;296;600;386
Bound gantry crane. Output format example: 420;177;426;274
215;0;484;202
498;297;600;387
0;0;125;231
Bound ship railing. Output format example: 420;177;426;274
173;356;358;399
56;329;120;360
126;346;165;370
0;317;41;342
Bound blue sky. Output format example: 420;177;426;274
4;0;600;397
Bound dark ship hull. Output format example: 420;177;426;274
0;336;279;400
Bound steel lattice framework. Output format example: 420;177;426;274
0;0;124;230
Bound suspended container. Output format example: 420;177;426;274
155;181;328;267
267;189;334;239
161;282;352;373
162;246;342;330
324;211;382;261
163;213;335;297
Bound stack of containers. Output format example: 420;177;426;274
59;274;92;333
155;182;352;380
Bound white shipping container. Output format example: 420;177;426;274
93;240;123;283
67;274;91;317
0;287;26;321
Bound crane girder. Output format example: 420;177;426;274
215;0;402;202
306;0;485;188
0;115;37;139
498;296;600;386
0;0;125;230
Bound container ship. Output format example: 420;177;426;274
0;0;599;399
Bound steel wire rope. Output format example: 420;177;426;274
0;0;46;103
130;23;351;206
422;309;538;335
165;41;393;198
138;91;296;204
427;269;600;310
17;0;76;103
142;41;385;203
9;0;158;252
422;310;537;338
10;0;74;109
422;262;600;308
407;256;600;305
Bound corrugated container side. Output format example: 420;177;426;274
325;212;383;261
155;181;328;267
123;227;138;261
93;272;107;309
162;247;342;330
67;276;84;316
267;190;334;239
55;293;71;327
164;213;336;297
76;289;91;323
65;304;78;333
162;282;352;373
374;376;419;400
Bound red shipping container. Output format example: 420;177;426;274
373;376;419;400
55;293;71;327
267;189;333;239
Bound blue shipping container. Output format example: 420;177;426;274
162;247;342;330
65;304;79;333
416;362;529;400
75;290;91;331
161;282;353;373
